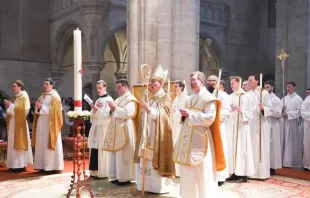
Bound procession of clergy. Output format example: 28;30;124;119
4;64;310;198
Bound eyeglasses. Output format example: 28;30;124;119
116;86;124;90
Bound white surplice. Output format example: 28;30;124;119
248;88;272;179
265;92;282;169
88;95;113;178
226;89;255;176
173;87;218;198
6;91;33;169
213;89;230;182
281;92;303;168
137;88;172;194
34;91;64;171
106;91;137;182
171;91;188;177
300;95;310;170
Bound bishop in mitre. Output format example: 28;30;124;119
88;80;113;179
264;81;283;175
103;79;138;184
226;76;255;183
206;75;230;186
32;78;64;171
301;88;310;171
173;71;226;198
247;75;272;180
136;65;175;194
5;80;33;172
171;80;189;177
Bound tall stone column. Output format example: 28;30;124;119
127;0;200;85
275;0;308;97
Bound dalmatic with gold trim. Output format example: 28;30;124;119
102;91;138;182
173;87;225;198
6;90;33;168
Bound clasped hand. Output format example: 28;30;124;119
108;101;116;111
142;102;151;113
231;105;242;113
179;109;190;117
35;101;42;109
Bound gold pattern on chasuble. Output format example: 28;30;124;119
173;97;209;166
102;94;137;152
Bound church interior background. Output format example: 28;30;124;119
0;0;306;100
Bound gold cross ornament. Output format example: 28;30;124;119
277;49;289;72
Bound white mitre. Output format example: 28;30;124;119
151;64;168;83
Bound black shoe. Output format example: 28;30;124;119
304;168;310;172
12;167;26;173
270;168;276;176
235;176;247;183
226;174;238;181
116;181;131;186
218;181;224;186
110;179;119;184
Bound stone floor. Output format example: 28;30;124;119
1;172;310;198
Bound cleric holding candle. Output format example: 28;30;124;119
32;78;64;172
5;80;33;172
88;80;114;179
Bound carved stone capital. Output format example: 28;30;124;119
84;60;106;74
48;67;66;85
114;70;127;80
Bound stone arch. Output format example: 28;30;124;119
52;20;85;68
101;22;127;57
199;34;221;77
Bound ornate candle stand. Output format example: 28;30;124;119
66;111;94;198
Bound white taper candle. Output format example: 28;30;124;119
217;69;222;87
239;77;242;89
73;28;82;112
260;73;263;88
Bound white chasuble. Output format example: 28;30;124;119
171;92;189;177
301;95;310;170
103;91;137;182
213;89;230;182
226;89;255;176
34;91;64;171
248;88;272;179
136;88;172;194
173;88;218;198
265;92;282;169
6;91;33;169
281;92;303;168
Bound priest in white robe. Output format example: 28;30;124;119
281;81;303;168
173;71;226;198
171;80;188;177
300;88;310;171
207;75;230;186
226;76;255;183
264;81;283;175
32;78;64;172
103;79;138;184
5;80;33;172
88;80;113;179
136;65;175;194
247;75;272;180
219;80;229;97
